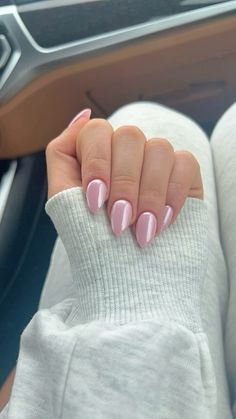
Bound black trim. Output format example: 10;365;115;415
16;0;208;48
0;152;57;386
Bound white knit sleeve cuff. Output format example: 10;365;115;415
45;187;208;331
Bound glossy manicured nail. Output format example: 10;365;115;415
136;212;157;248
110;200;132;236
68;108;91;127
86;179;107;213
160;205;173;233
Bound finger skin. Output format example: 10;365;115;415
135;138;175;235
131;147;203;238
47;113;204;241
107;125;146;224
165;150;204;226
46;113;91;199
76;118;113;200
0;367;16;410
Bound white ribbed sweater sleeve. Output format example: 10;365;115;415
1;187;216;419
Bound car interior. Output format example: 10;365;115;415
0;0;236;391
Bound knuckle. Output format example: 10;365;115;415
175;150;198;166
169;179;184;190
141;187;164;203
168;180;187;198
82;136;110;163
147;138;174;153
45;137;60;157
79;119;113;156
84;118;112;131
79;119;113;144
113;173;137;188
114;125;146;145
85;156;108;173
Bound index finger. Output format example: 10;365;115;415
76;118;113;213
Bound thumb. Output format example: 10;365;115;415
46;108;91;199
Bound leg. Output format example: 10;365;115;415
39;101;231;418
210;103;236;413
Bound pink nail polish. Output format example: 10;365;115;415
86;179;107;213
68;108;91;127
160;205;173;233
136;212;157;248
110;200;132;236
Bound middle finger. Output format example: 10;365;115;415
107;125;146;236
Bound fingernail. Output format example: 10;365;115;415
110;200;132;236
136;212;157;248
160;205;173;233
86;179;107;213
68;108;91;127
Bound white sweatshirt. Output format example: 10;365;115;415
0;187;219;418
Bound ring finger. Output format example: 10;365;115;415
134;138;175;248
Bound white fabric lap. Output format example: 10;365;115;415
39;101;231;418
210;102;236;414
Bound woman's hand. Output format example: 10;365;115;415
46;109;203;248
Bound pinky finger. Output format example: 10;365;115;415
160;150;204;232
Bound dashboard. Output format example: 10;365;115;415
0;1;236;105
12;0;231;48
